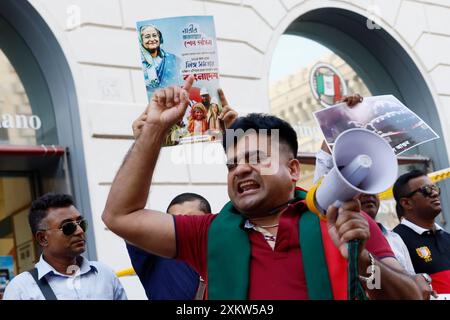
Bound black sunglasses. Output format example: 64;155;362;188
41;219;88;236
61;219;88;236
404;184;440;198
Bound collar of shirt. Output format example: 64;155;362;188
377;223;388;235
244;220;277;250
36;255;98;280
244;220;275;235
242;198;306;247
378;222;402;238
243;220;254;229
401;219;443;235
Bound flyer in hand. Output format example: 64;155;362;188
136;15;222;146
313;95;439;155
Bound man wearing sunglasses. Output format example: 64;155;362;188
3;193;127;300
393;170;450;296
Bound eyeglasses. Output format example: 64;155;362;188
403;184;440;198
41;219;88;236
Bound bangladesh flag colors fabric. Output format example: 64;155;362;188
207;188;348;300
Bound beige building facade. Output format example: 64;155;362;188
0;0;449;298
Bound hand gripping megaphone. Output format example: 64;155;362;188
306;128;398;218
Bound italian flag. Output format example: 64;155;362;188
316;74;341;103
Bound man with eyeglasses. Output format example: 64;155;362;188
3;193;127;300
102;77;422;300
393;170;450;296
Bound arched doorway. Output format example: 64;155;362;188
269;7;449;230
0;0;95;285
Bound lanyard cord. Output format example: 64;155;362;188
347;240;368;300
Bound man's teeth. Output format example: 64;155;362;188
238;181;259;191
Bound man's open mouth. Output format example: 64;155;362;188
362;200;377;208
237;180;260;195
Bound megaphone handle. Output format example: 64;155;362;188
348;239;368;300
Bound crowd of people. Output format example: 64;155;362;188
2;76;449;300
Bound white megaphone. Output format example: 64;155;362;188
306;128;398;217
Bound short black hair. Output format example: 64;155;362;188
167;193;211;214
222;113;298;157
393;169;427;219
29;193;74;235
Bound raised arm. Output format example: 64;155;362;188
102;76;194;258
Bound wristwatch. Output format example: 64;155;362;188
419;273;432;285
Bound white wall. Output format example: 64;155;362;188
27;0;450;299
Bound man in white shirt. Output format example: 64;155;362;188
3;193;126;300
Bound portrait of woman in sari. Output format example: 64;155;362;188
139;25;181;93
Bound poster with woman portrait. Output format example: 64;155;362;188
136;16;222;146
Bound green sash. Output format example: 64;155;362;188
207;189;334;300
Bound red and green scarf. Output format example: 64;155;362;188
206;189;348;300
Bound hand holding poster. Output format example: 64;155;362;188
313;95;439;155
137;16;222;146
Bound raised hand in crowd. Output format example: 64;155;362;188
132;77;193;140
132;85;238;139
320;93;364;154
145;76;193;130
341;93;363;107
218;88;238;129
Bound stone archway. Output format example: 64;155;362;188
266;6;450;229
0;0;96;257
